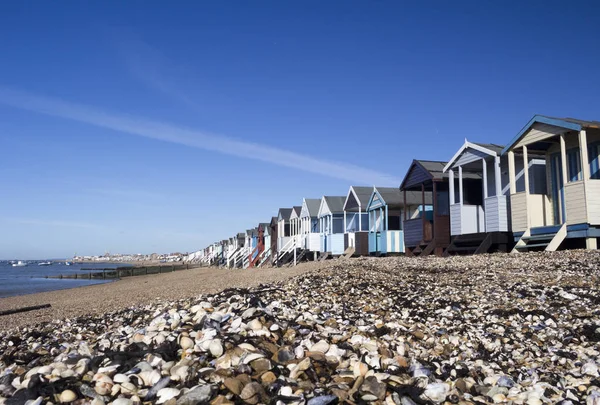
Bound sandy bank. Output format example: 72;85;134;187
0;263;316;331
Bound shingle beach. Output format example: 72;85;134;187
1;251;600;405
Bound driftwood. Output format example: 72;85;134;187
0;304;51;316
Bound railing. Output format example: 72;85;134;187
277;236;297;260
258;248;271;267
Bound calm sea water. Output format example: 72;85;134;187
0;261;126;298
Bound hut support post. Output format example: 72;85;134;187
580;130;590;182
449;169;455;205
403;189;407;221
384;205;388;231
523;145;530;196
432;180;437;239
482;159;488;199
358;207;362;231
458;166;463;205
495;156;502;197
421;184;426;238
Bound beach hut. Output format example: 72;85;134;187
400;160;470;256
275;208;295;263
230;232;246;268
442;140;546;254
318;196;347;256
300;198;321;254
366;187;426;255
289;206;303;245
269;216;278;264
343;186;373;256
249;225;266;267
502;115;600;251
258;222;272;266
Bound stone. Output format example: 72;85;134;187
260;371;277;385
360;376;386;401
59;390;77;403
250;358;271;372
224;378;244;396
239;382;265;404
176;385;215;405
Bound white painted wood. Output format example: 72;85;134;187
546;223;567;251
454;149;489;167
586;238;598;249
482;158;488;199
580;130;590;182
587;181;600;225
511;228;531;254
523;145;530;197
449;169;455;204
565;182;588;225
511;192;528;231
484;195;508;232
443;140;499;172
560;134;568;188
450;204;461;235
358;207;362;231
495;156;502;197
508;151;516;194
458;166;463;205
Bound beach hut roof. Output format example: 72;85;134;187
301;198;321;218
344;186;374;211
501;114;600;155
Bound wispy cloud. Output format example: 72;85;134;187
119;39;203;111
3;217;105;230
0;87;400;185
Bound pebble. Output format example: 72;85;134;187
0;251;599;405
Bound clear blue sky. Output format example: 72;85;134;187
1;1;599;259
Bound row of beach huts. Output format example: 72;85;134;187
191;115;600;267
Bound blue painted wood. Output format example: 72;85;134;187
330;234;345;255
567;223;590;232
501;115;583;155
404;219;424;247
380;232;387;254
401;163;432;190
530;225;563;235
368;232;377;253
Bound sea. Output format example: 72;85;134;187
0;261;128;298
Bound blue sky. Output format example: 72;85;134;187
1;1;599;258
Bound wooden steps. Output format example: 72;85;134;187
445;232;512;256
343;247;355;259
512;224;566;253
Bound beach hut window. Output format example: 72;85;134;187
567;148;582;182
589;143;600;180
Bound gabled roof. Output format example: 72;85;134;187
367;187;430;210
301;198;321;218
277;208;293;222
343;186;374;211
258;223;270;231
318;196;346;217
443;140;504;172
290;206;302;220
400;160;448;190
237;232;245;239
269;216;278;226
501;115;600;155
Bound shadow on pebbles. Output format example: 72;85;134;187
1;250;600;405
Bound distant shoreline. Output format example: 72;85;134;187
73;259;179;267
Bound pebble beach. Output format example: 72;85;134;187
1;251;600;405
